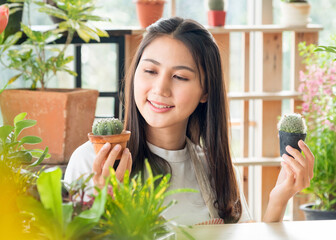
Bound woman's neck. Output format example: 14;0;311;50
145;125;187;150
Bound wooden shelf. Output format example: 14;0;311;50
227;91;301;101
233;157;282;166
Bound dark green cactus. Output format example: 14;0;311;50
208;0;224;11
92;118;124;135
278;113;307;134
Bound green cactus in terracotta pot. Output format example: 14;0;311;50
92;118;124;136
278;113;307;157
88;118;131;160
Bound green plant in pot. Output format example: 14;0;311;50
88;118;131;161
277;113;307;157
207;0;226;27
298;40;336;220
0;0;110;163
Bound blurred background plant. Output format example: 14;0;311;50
298;36;336;211
0;0;110;91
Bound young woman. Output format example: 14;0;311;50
64;17;314;225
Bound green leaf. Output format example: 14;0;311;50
7;74;22;85
19;136;42;145
62;202;74;230
13;112;27;125
37;167;64;229
0;125;14;143
76;28;91;43
17;195;61;238
29;147;49;167
14;119;37;140
66;184;107;239
7;150;32;163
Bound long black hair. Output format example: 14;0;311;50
124;17;242;223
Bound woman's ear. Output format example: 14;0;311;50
200;93;208;103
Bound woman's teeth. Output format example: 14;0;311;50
150;101;173;109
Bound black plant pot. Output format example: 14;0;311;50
300;203;336;220
0;0;23;39
279;130;306;157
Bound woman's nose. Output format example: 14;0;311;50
151;73;171;97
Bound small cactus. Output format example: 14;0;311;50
92;118;124;135
208;0;225;11
278;113;307;134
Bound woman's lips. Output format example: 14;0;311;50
147;100;174;113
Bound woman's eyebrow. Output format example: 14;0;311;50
142;58;196;73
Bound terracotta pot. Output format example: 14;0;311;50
134;0;165;28
0;88;99;164
88;131;131;160
208;10;226;27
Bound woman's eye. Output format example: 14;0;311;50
173;75;188;81
144;69;156;75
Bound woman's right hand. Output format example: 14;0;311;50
92;143;132;190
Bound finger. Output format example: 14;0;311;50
102;144;122;177
283;153;309;189
281;161;295;185
116;148;130;181
286;145;307;168
298;140;315;179
92;142;111;175
126;152;132;173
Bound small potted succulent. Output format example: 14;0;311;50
207;0;226;27
280;0;311;27
277;113;307;157
88;118;131;159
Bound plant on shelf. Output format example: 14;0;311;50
277;113;307;157
298;38;336;220
0;0;110;90
280;0;311;27
0;0;110;163
0;112;50;238
133;0;166;28
207;0;226;27
88;118;131;161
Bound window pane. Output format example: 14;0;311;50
95;97;115;118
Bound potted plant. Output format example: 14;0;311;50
88;118;131;161
134;0;166;28
207;0;226;27
297;40;336;220
280;0;311;27
0;0;110;164
277;113;307;157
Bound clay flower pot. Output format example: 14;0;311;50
88;131;131;160
134;0;166;28
208;10;226;27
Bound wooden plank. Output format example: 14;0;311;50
228;91;300;100
212;33;230;89
260;32;283;219
125;34;143;71
233;157;282;166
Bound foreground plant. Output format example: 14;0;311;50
96;161;196;240
0;112;49;238
18;167;107;240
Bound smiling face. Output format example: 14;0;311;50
134;35;207;137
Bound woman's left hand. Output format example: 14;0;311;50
269;140;315;206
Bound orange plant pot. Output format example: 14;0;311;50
88;131;131;160
207;10;226;27
0;88;98;164
134;0;166;28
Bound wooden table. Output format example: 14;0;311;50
178;220;336;240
